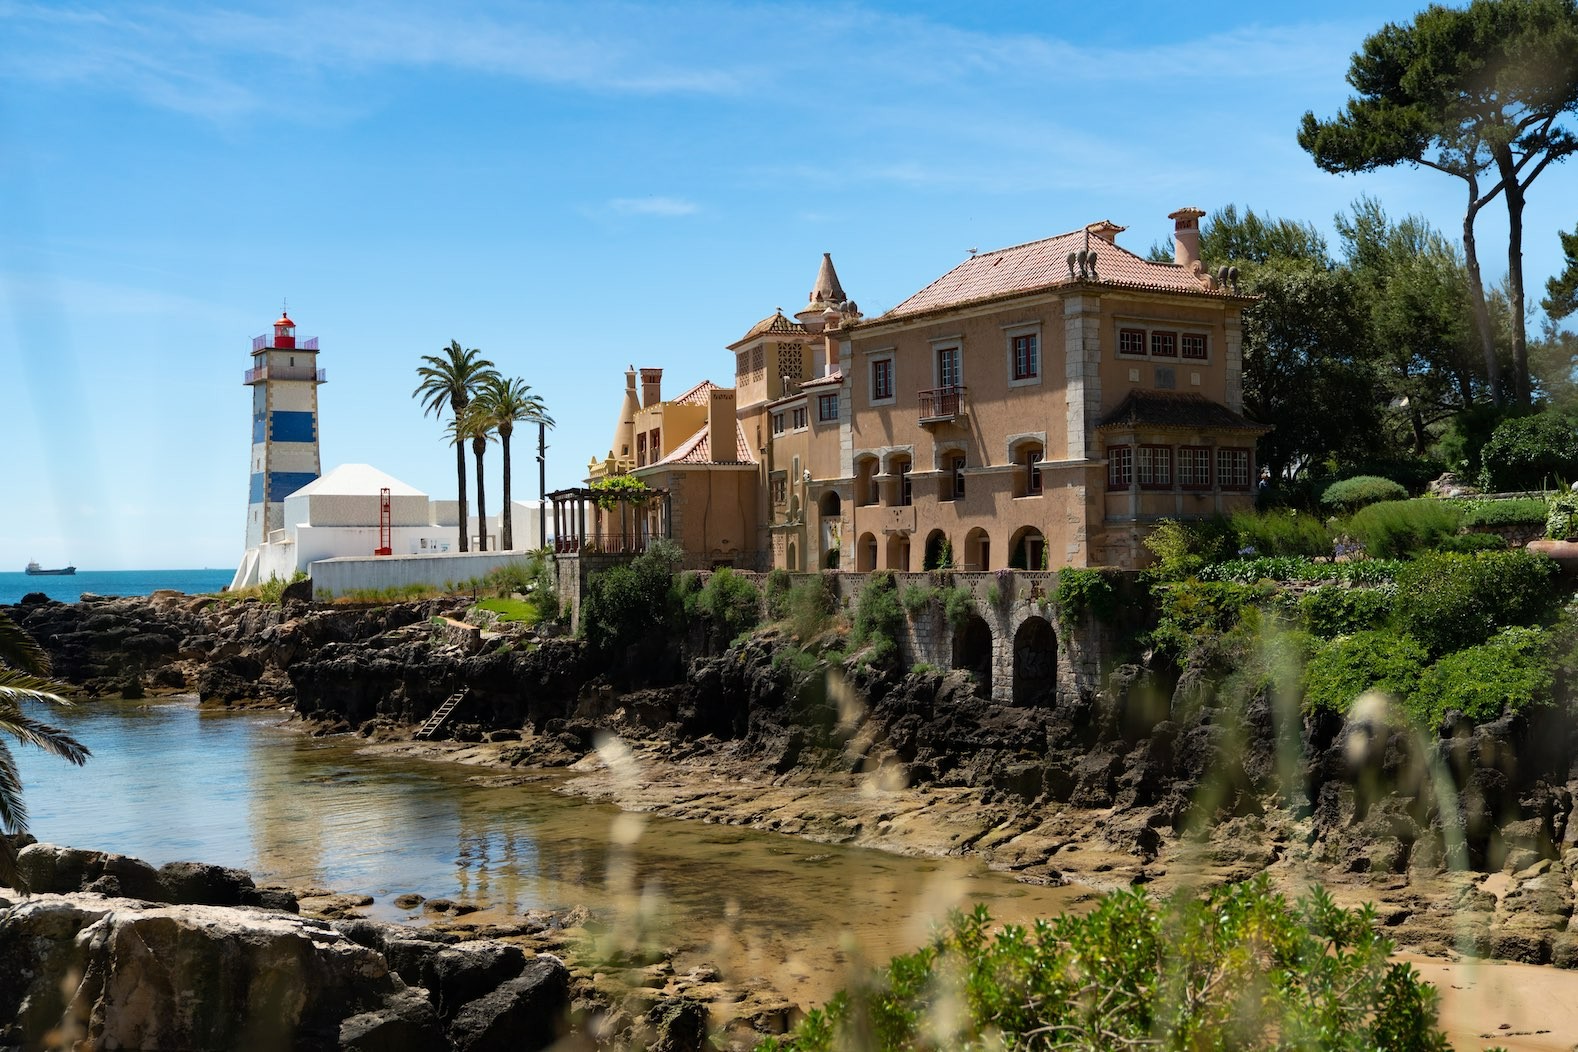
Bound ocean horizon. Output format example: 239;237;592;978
0;568;236;606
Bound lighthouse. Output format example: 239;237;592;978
243;310;325;548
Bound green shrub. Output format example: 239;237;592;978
693;568;761;642
1460;497;1551;528
1479;409;1578;492
760;877;1451;1052
1302;630;1429;715
1054;567;1116;625
1149;580;1269;659
1409;627;1554;730
579;541;683;655
1547;491;1578;541
1345;498;1463;559
1431;532;1507;554
1229;508;1333;558
1143;517;1232;581
764;568;792;620
1393;549;1559;657
939;584;976;629
1299;585;1394;638
851;571;903;667
899;582;936;615
1197;556;1404;585
1321;475;1408;512
784;575;840;642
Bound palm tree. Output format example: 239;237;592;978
448;402;496;552
1;610;89;891
414;341;498;553
476;375;554;551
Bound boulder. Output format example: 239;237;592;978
447;957;569;1052
0;893;425;1051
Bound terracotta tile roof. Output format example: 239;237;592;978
1095;390;1269;433
798;370;843;389
882;227;1224;320
651;420;756;466
742;309;808;341
671;379;724;406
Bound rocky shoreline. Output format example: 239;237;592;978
10;588;1578;1046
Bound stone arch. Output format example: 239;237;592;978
963;527;991;571
857;532;878;572
1013;615;1058;706
952;614;993;698
885;533;911;571
1008;526;1045;570
855;456;880;506
1008;436;1046;498
787;539;800;571
818;490;842;517
923;529;952;570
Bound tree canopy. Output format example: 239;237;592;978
1298;0;1578;408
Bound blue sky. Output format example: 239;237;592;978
3;0;1575;570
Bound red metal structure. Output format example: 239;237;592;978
376;487;392;555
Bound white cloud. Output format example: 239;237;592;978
606;196;700;217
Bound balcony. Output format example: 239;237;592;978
918;385;967;425
243;366;328;385
252;334;321;352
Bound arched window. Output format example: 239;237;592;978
1009;526;1045;570
923;529;952;570
855;457;880;507
857;532;878;572
964;527;991;571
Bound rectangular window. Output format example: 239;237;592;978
1011;333;1039;380
771;476;787;505
1218;448;1251;490
1107;445;1133;489
1137;445;1172;489
1181;333;1208;360
791;406;808;430
899;461;913;506
1119;329;1147;356
650;428;661;459
1150;331;1177;358
818;392;839;422
1026;449;1043;495
937;346;961;388
636;433;647;467
1179;446;1211;489
948;454;966;500
771;412;785;435
872;358;894;401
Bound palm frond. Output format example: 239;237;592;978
0;667;77;706
0;701;90;767
0;610;51;676
0;740;26;835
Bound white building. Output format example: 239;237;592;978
230;463;546;590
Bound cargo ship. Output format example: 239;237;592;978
24;561;76;576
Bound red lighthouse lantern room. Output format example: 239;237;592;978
273;312;297;349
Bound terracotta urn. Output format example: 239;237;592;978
1527;538;1578;579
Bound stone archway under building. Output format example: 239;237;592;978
1012;615;1058;706
952;614;993;699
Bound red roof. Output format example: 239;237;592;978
671;379;724;406
798;370;843;389
651;420;755;466
882;227;1224;320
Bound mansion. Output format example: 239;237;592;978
578;208;1267;573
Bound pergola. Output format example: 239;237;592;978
548;486;671;555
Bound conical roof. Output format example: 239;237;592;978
808;252;846;306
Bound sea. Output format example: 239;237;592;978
0;568;235;606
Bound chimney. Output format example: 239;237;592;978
1085;220;1125;245
709;388;737;462
640;367;663;408
1169;207;1206;270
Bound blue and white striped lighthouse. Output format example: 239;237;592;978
243;311;326;548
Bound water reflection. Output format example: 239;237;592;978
19;696;1083;1005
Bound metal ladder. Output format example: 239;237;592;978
413;688;468;740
